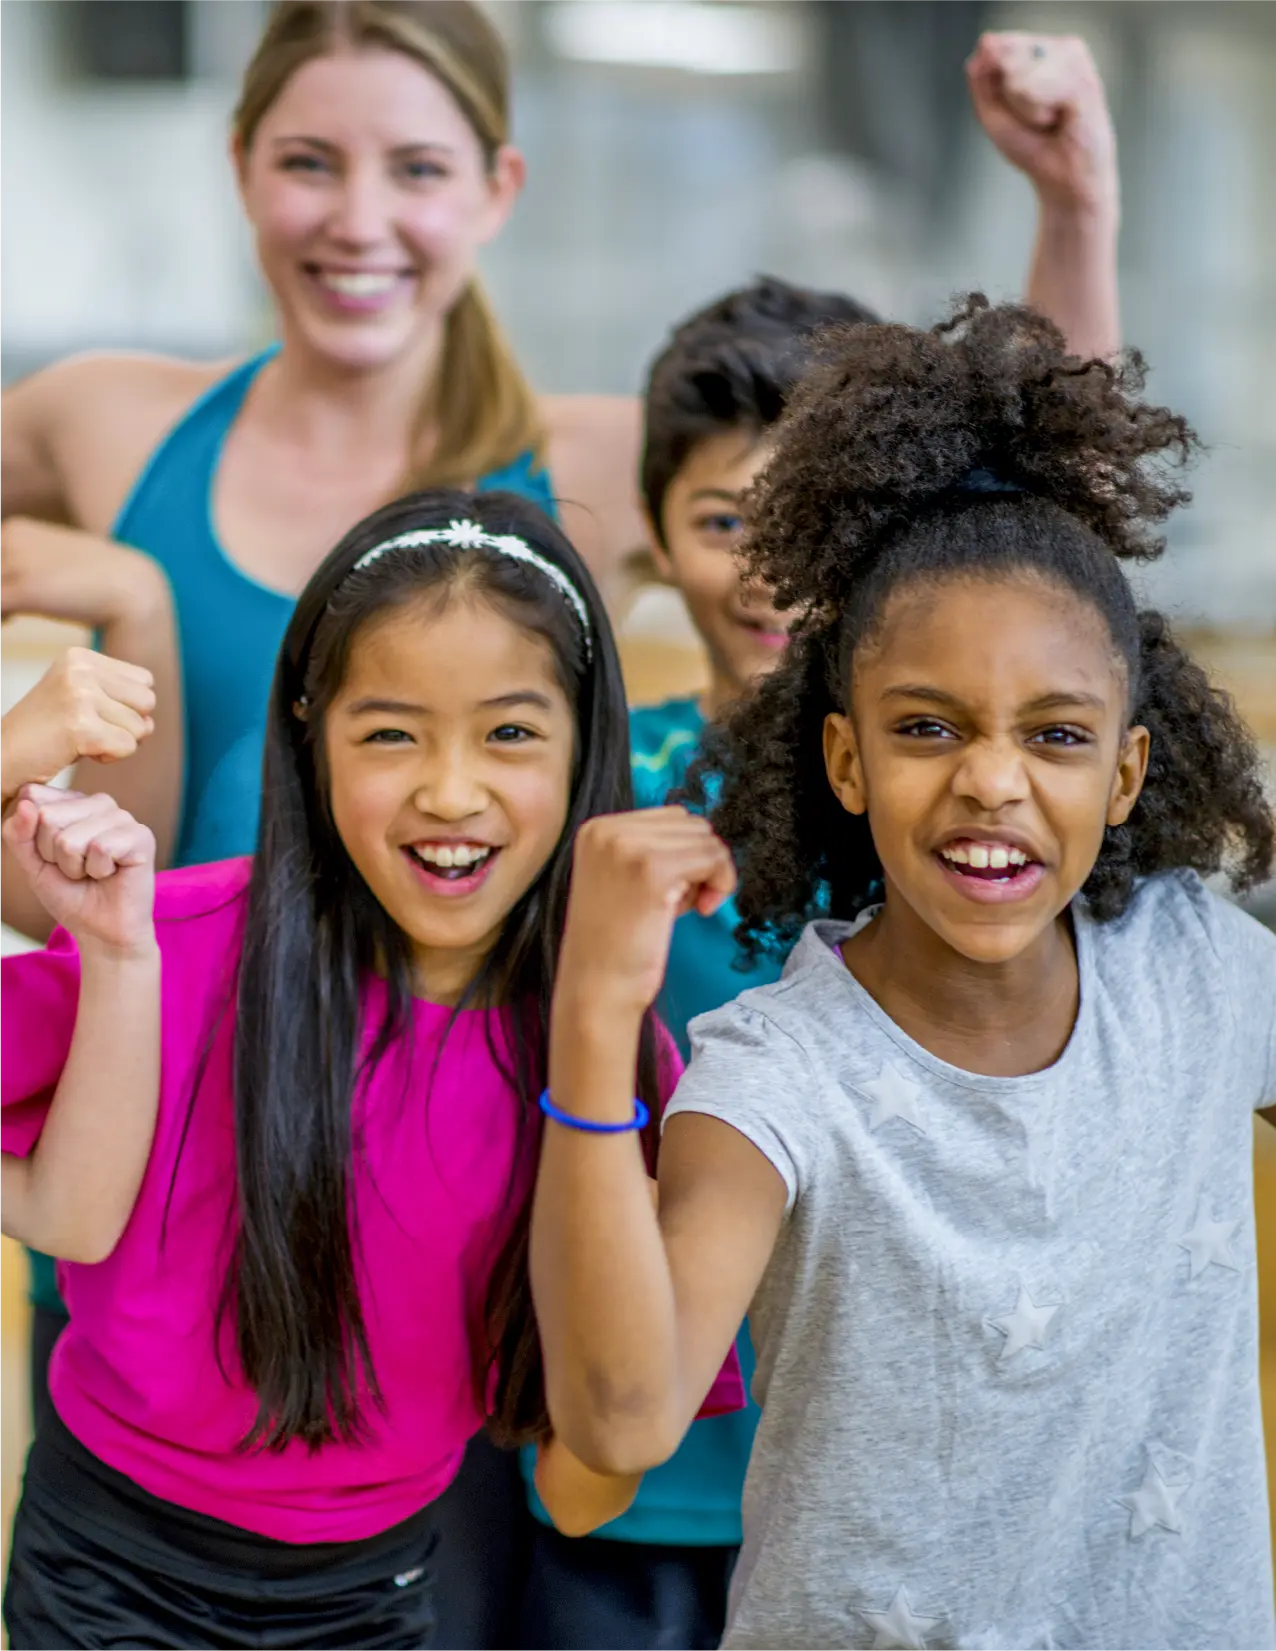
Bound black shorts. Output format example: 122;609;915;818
517;1520;737;1651
3;1406;439;1650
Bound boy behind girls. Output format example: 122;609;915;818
632;278;878;1044
516;279;874;1651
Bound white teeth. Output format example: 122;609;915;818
940;842;1032;870
414;843;490;869
321;272;398;296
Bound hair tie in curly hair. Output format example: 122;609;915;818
954;466;1027;496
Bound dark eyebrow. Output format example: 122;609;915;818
882;685;1108;714
1019;690;1108;714
881;685;967;709
345;691;554;717
481;691;554;712
347;697;426;717
686;488;742;506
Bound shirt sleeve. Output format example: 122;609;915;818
652;1016;684;1111
662;999;819;1213
1;925;82;1158
1202;883;1276;1110
695;1343;745;1418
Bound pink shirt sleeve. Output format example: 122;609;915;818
2;927;81;1159
653;1017;747;1419
696;1347;746;1418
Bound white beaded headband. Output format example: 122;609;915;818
351;520;592;659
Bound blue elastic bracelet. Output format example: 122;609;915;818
538;1089;650;1134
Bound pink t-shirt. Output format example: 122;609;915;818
2;858;742;1544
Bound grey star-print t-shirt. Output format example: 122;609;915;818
664;870;1276;1650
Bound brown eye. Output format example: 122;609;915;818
1032;726;1090;747
897;719;954;740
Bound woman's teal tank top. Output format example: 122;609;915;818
112;348;557;868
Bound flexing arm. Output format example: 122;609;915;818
1;528;184;940
532;809;786;1474
1;787;160;1263
1;645;173;943
968;32;1121;360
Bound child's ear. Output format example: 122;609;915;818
1107;722;1150;827
641;508;675;584
824;712;867;817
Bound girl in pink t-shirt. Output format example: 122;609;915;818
2;488;741;1650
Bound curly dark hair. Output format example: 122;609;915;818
640;276;880;542
683;295;1273;951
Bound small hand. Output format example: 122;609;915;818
558;807;737;1020
966;32;1118;216
2;786;156;958
2;648;155;799
1;517;169;630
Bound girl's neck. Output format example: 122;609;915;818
841;897;1081;1078
408;935;494;1009
255;317;446;464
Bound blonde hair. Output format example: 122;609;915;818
235;1;544;488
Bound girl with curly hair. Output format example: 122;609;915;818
529;297;1276;1649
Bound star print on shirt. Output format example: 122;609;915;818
1178;1203;1240;1280
860;1064;927;1134
1118;1460;1192;1538
985;1284;1061;1362
860;1585;942;1650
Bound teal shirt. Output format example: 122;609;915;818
520;696;781;1546
27;350;556;1316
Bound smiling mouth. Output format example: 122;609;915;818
304;266;415;304
938;841;1034;880
406;845;495;884
735;616;789;648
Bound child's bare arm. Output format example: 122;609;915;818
532;808;786;1475
2;645;160;941
1;787;160;1262
533;1436;643;1537
967;32;1121;360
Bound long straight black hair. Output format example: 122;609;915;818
225;488;664;1452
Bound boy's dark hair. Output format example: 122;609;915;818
640;276;880;542
683;295;1273;952
210;488;663;1453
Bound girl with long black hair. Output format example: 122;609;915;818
1;487;740;1650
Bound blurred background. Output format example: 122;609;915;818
3;0;1274;614
2;0;1274;1580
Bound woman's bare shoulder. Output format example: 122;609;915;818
30;350;233;433
9;352;242;533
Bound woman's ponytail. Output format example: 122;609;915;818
405;281;545;492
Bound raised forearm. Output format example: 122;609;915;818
73;594;184;870
3;942;161;1261
0;739;54;937
1026;198;1120;360
532;1002;688;1474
